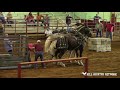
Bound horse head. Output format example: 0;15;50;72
77;24;92;38
59;29;67;34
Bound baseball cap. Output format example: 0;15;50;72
37;40;41;43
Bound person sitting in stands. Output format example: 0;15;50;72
0;12;6;24
26;12;35;24
4;34;13;55
36;12;44;26
24;15;27;21
6;12;14;25
44;14;50;29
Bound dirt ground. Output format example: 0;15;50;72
0;35;120;78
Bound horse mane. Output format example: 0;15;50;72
44;33;65;53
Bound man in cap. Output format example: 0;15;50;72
33;40;46;68
95;19;104;37
94;14;101;24
105;21;114;41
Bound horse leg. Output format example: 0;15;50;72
79;45;84;66
53;50;59;65
69;50;73;63
57;50;66;67
74;49;81;65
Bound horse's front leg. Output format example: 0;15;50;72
69;50;74;63
74;49;82;65
57;49;66;67
52;50;59;65
79;45;84;66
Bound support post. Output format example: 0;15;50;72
18;64;21;78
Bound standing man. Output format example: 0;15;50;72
26;43;35;62
66;14;73;32
105;21;114;41
34;40;46;69
4;34;13;55
95;20;104;37
94;14;101;24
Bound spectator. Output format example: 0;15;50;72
44;14;50;29
0;20;4;35
0;12;6;24
4;34;13;55
105;21;114;41
94;14;101;24
95;20;104;37
36;12;44;26
6;12;14;24
26;12;35;24
24;15;27;22
33;40;46;69
66;14;73;31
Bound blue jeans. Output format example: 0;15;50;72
106;31;112;41
67;27;72;33
27;51;31;62
96;30;102;37
35;51;45;68
67;24;70;32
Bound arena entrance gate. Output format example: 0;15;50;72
0;35;30;69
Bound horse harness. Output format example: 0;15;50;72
56;36;68;49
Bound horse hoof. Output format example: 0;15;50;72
62;64;66;67
80;61;84;66
53;62;57;64
60;62;66;67
77;61;81;65
70;61;72;63
74;60;80;65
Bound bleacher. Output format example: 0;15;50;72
2;12;99;34
2;12;72;34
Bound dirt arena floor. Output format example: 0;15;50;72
0;35;120;78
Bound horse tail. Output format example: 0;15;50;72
44;36;53;53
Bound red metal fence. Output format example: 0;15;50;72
18;57;88;78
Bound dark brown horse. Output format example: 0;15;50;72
45;25;92;67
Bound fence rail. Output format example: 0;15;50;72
18;57;88;78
